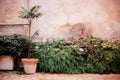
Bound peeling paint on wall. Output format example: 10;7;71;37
59;22;93;39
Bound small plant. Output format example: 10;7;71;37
19;5;42;58
19;5;42;74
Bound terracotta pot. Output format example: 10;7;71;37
0;55;14;70
21;58;39;74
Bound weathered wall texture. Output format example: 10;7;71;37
29;0;120;41
0;0;28;35
100;0;120;41
0;0;24;24
0;0;120;41
0;25;28;35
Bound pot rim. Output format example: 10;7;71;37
21;58;39;64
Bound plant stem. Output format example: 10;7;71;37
28;39;31;58
29;18;31;40
28;18;32;58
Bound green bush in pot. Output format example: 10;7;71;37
0;34;28;70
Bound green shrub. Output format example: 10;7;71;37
32;37;120;74
75;37;120;73
0;34;28;58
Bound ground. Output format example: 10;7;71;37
0;71;120;80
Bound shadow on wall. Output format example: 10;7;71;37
59;22;93;39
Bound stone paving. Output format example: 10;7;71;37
0;71;120;80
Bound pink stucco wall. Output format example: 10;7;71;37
0;0;120;42
0;0;28;35
29;0;120;41
0;0;24;24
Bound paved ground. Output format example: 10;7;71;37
0;71;120;80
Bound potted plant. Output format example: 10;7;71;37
0;34;28;70
19;5;42;74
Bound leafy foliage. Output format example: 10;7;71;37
32;37;120;74
19;5;42;58
19;5;42;19
0;34;28;58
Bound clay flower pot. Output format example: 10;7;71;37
0;55;14;70
21;58;39;74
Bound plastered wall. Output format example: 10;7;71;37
0;0;24;24
0;0;28;35
0;0;120;41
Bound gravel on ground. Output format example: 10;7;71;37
0;71;120;80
